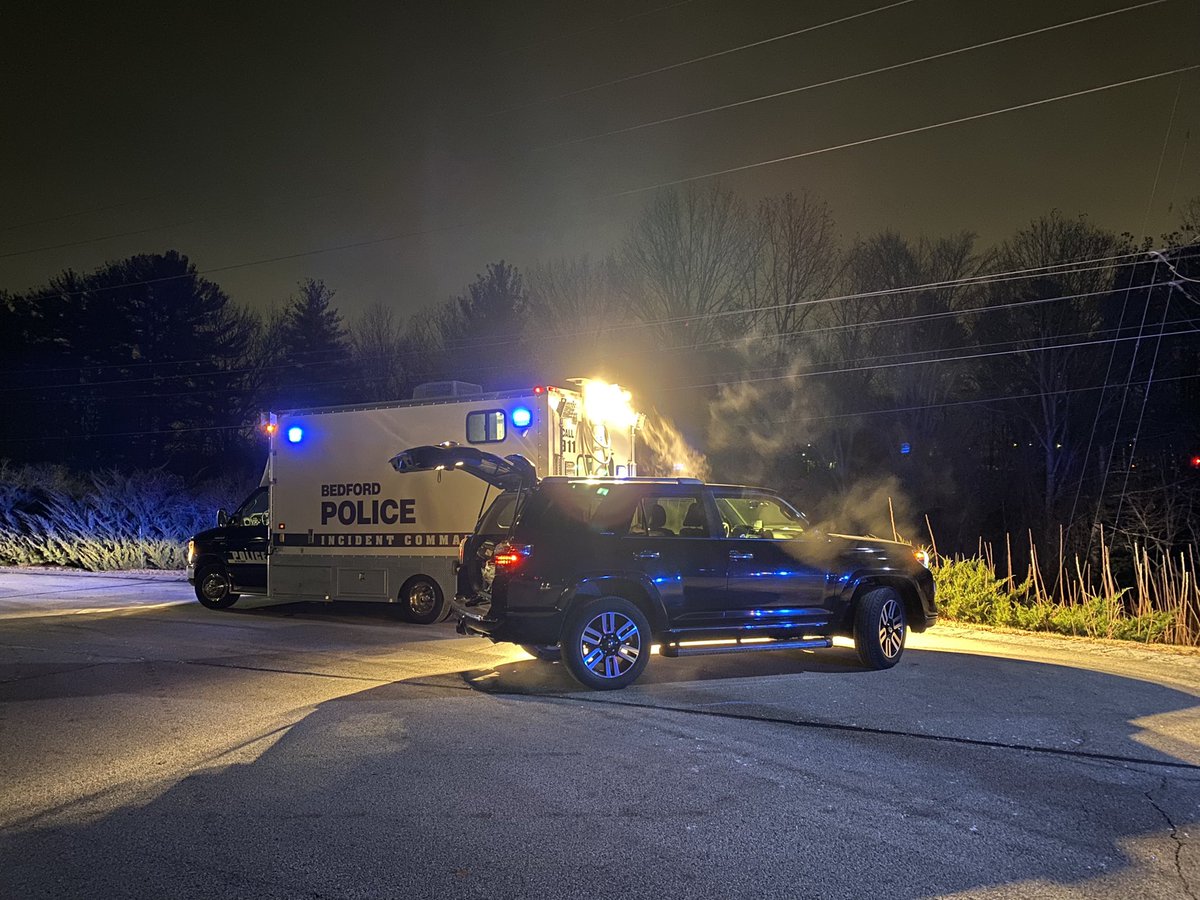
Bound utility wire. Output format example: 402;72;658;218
5;65;1187;304
495;0;922;116
0;264;1164;394
8;372;1198;446
538;0;1174;150
2;247;1154;380
619;65;1200;195
668;327;1199;391
4;289;1184;406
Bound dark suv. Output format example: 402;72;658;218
391;445;937;690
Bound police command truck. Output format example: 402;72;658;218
186;380;640;623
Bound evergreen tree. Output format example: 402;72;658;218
270;279;350;407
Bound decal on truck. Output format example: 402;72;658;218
318;482;417;526
274;532;471;548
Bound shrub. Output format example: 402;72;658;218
0;463;252;571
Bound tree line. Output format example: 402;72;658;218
1;186;1197;564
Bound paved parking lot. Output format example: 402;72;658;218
1;569;1199;898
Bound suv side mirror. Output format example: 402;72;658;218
216;508;229;527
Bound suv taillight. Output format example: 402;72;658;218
493;541;532;570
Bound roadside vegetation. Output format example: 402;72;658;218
3;460;1197;650
0;463;248;571
931;534;1198;646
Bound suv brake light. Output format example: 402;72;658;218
493;541;532;570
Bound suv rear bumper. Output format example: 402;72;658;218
450;593;565;644
451;596;501;637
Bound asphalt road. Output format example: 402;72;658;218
2;570;1199;899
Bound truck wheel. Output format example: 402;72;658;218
519;644;561;662
397;576;448;625
561;597;651;690
854;586;906;669
195;565;240;610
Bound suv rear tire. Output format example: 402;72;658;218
561;596;651;690
854;586;906;669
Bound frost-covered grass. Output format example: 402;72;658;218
0;463;245;571
932;544;1194;646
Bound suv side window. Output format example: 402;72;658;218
626;493;711;538
713;491;807;540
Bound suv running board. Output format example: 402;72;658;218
659;637;833;658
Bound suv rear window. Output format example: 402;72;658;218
518;482;638;536
478;492;523;533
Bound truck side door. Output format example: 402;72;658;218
227;487;269;593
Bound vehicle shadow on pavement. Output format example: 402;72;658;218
448;643;870;696
3;647;1200;899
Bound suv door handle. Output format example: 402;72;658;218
635;550;661;560
729;551;754;560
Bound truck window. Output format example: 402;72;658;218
466;410;506;443
233;488;269;527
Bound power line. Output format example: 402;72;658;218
668;327;1199;391
490;0;703;60
617;65;1200;196
6;59;1185;305
538;0;1174;150
5;285;1184;406
494;0;922;117
0;196;156;234
8;371;1198;446
757;372;1200;426
0;260;1162;394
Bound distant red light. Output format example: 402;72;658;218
1191;455;1200;470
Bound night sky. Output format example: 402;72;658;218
3;0;1198;319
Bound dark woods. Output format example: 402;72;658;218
1;189;1197;564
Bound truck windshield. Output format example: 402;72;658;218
233;488;269;525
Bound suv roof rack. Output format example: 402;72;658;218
541;476;707;486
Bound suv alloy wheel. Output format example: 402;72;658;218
854;586;907;669
561;596;652;690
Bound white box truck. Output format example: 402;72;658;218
186;380;639;622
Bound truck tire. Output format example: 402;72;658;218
397;575;448;625
854;586;906;669
560;596;651;690
195;564;240;610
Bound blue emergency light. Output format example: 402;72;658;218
287;426;304;444
511;406;532;429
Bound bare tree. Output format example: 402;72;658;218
350;300;416;402
745;190;840;343
974;211;1131;532
622;184;754;349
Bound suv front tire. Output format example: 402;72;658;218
854;586;907;669
561;596;652;690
